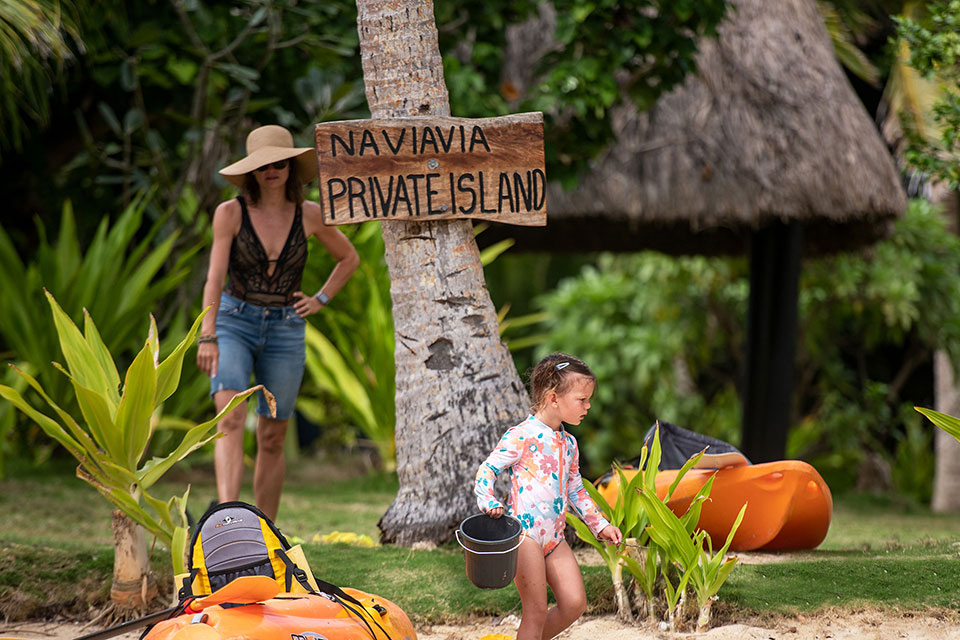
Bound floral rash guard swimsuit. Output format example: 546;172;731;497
475;415;610;556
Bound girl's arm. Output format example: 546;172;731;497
475;426;523;513
564;435;611;536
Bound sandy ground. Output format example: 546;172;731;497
415;610;960;640
4;609;960;640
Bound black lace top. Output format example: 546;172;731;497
226;196;307;307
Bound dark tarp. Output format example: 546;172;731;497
640;421;751;470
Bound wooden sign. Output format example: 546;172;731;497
314;112;546;226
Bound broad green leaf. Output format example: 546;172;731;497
644;424;662;493
665;448;706;501
148;315;160;365
716;503;747;559
62;365;124;461
171;525;188;575
116;339;158;467
707;558;740;600
101;487;170;545
304;325;376;432
95;457;141;488
681;475;715;535
621;464;646;534
916;406;960;443
637;488;697;568
480;238;515;266
45;291;114;403
141;488;174;531
83;309;121;405
564;511;605;555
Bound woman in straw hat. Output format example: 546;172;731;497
196;125;359;521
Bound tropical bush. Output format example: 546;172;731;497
536;199;960;497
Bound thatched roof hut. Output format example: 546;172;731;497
487;0;908;256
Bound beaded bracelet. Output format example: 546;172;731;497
197;335;218;344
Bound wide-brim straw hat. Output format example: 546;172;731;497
219;125;318;188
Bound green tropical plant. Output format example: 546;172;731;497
566;424;712;626
0;294;265;611
564;474;631;619
619;437;712;624
638;485;744;632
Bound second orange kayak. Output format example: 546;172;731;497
598;460;832;551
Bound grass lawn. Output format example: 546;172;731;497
1;453;959;624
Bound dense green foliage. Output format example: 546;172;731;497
895;0;960;187
534;200;960;499
59;0;361;217
0;0;80;157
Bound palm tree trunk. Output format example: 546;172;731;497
110;510;156;609
355;0;529;545
612;559;632;622
932;351;960;511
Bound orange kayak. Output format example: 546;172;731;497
143;589;416;640
598;460;833;551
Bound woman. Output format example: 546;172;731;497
197;125;359;521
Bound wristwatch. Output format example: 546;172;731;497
314;291;330;306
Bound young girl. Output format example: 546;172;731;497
475;353;622;640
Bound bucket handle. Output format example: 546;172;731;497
455;529;525;555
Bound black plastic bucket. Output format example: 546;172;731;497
456;514;523;589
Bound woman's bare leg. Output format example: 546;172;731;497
253;415;288;521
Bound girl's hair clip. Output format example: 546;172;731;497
556;362;570;370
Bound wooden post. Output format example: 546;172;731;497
741;221;803;462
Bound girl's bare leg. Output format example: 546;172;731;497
542;540;587;639
514;537;549;640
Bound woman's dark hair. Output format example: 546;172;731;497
528;353;596;412
243;166;304;205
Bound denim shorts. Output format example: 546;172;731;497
210;292;306;420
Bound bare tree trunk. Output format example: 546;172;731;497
355;0;529;545
110;510;156;609
932;351;960;512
